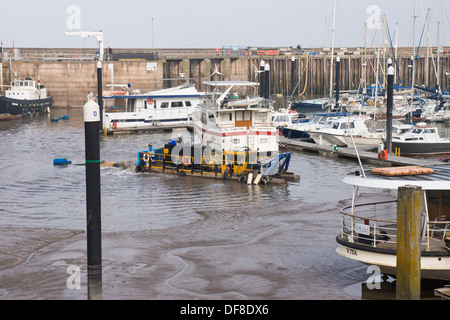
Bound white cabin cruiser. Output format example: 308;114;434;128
390;122;450;156
336;165;450;281
308;115;372;147
102;83;204;133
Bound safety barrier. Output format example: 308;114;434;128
340;200;450;251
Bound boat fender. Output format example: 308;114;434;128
179;170;186;176
112;122;118;130
226;164;232;178
260;176;269;184
53;158;72;166
379;149;388;160
253;173;262;185
135;164;144;173
181;156;191;166
238;174;247;183
223;168;228;180
247;172;253;185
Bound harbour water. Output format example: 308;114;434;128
0;107;447;300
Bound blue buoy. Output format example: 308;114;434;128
59;115;70;120
53;158;72;165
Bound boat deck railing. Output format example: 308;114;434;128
340;201;450;251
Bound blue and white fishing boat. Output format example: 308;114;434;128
0;78;53;119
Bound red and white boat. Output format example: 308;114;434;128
192;81;279;157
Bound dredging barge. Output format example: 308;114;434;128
135;139;299;184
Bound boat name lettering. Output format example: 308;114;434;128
346;248;357;256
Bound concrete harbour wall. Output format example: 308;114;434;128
1;47;449;107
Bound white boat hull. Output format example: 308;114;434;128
343;134;383;148
336;243;450;281
309;132;347;146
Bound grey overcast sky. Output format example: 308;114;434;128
1;0;449;49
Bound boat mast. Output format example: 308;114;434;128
329;0;336;99
374;14;381;117
0;40;3;94
382;14;387;90
410;0;417;111
436;0;441;93
426;8;431;87
395;22;398;85
363;22;367;96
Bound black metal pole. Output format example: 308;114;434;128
97;62;103;130
386;66;394;154
335;56;340;109
260;60;265;98
84;98;102;300
264;63;270;99
291;56;296;97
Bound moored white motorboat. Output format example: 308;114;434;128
309;115;371;147
102;82;205;133
390;122;450;156
336;165;450;281
278;111;349;140
343;121;414;148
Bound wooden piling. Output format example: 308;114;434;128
396;185;422;300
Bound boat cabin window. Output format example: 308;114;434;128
220;112;232;122
405;137;423;141
318;117;327;125
427;190;450;221
256;112;268;123
171;101;183;108
185;101;192;107
339;122;354;129
232;139;240;144
273;115;289;122
160;102;169;108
